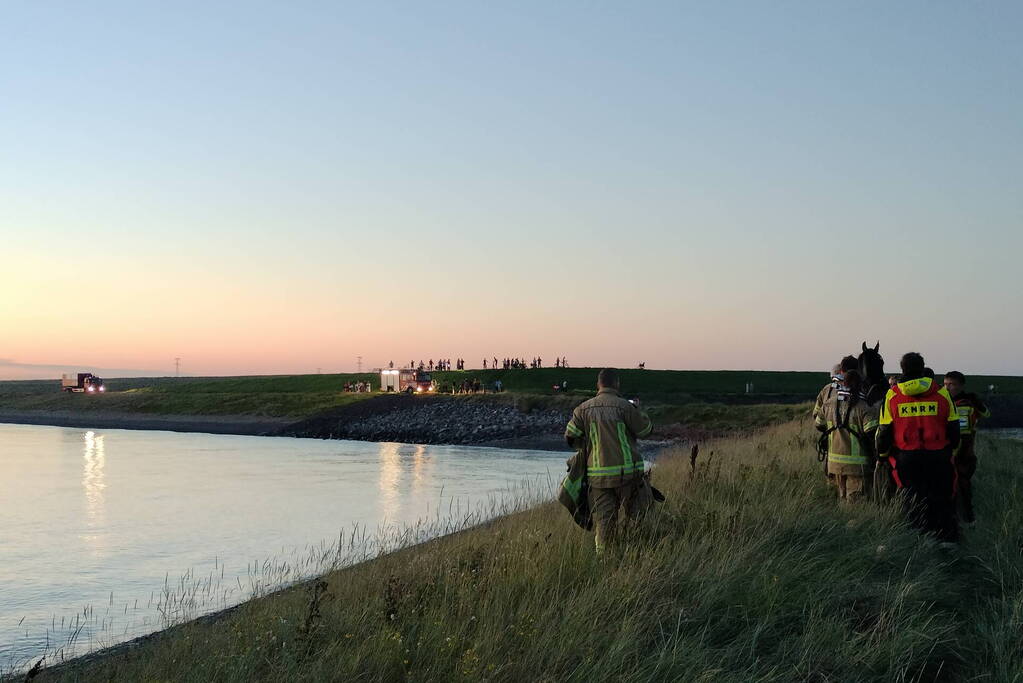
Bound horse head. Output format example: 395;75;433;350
858;341;886;404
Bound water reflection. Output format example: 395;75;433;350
82;430;106;548
378;442;401;521
376;443;434;522
3;423;562;669
410;444;430;495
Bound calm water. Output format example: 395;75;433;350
0;423;564;671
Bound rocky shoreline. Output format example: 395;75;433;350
0;394;789;453
276;394;570;446
0;396;583;452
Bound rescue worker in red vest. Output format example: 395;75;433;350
564;368;654;554
815;370;879;503
876;352;960;543
943;371;991;525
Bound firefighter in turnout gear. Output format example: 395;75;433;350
815;370;879;502
564;368;654;553
876;352;961;543
944;371;991;524
812;356;860;429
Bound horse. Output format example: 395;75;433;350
856;340;900;501
858;341;887;406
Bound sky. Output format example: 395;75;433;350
2;1;1021;379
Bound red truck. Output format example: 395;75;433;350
61;373;106;393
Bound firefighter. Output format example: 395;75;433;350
815;370;879;503
564;368;654;553
944;371;991;525
812;356;859;426
876;352;960;543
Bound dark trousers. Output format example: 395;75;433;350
589;479;652;552
892;449;959;542
956;437;978;523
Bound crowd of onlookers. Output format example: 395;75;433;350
455;377;484;394
343;381;371;393
410;359;458;371
376;355;574;395
396;357;570;372
499;357;569;369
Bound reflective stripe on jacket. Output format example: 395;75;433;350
557;452;592;530
565;388;652;488
816;391;879;466
953;393;991;435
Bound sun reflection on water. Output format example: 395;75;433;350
378;442;401;522
82;430;107;549
377;443;435;523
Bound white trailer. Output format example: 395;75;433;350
380;369;400;392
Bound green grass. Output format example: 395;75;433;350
430;367;1023;398
646;402;812;433
0;375;381;418
34;424;1023;682
472;392;812;434
434;367;832;398
2;367;1019;422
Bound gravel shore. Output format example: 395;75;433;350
0;396;579;451
0;395;696;453
277;394;570;446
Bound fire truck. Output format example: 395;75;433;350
61;373;106;394
379;368;435;394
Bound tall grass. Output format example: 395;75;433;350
31;422;1023;682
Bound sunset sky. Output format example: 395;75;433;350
3;2;1021;379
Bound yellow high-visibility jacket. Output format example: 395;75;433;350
565;388;653;488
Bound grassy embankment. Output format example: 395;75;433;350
0;375;381;419
37;423;1023;682
3;368;1019;433
0;369;827;416
0;370;825;435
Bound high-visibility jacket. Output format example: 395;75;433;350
815;391;879;467
879;377;958;452
952;393;991;436
565;388;653;488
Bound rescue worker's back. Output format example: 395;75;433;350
566;387;652;488
815;370;878;502
876;352;960;543
564;368;653;553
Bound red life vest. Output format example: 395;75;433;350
885;378;954;451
